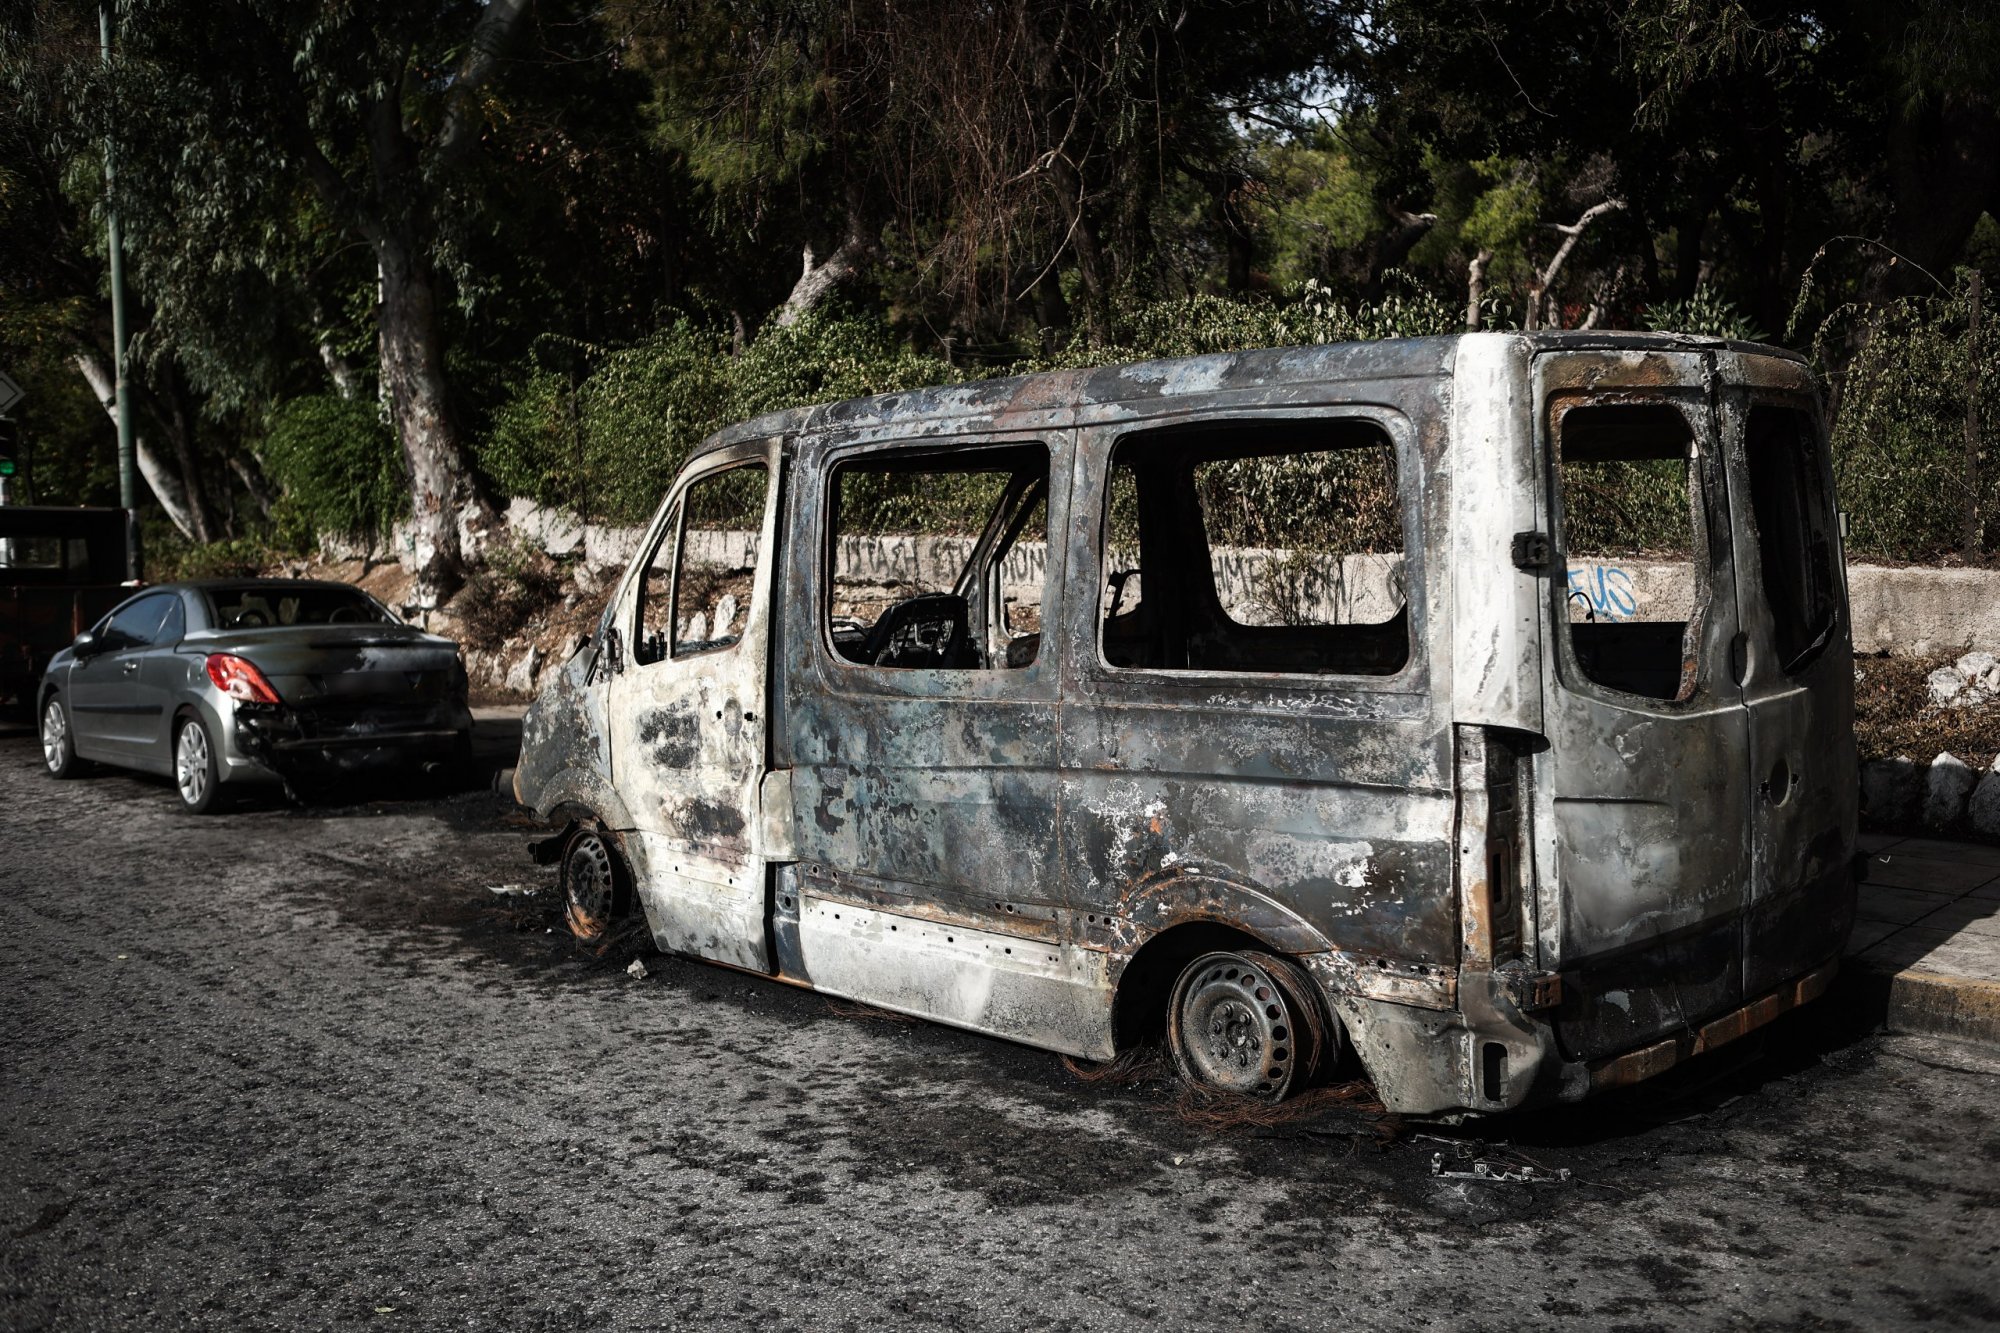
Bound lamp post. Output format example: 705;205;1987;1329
100;1;139;579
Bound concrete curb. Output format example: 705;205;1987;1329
1840;960;2000;1046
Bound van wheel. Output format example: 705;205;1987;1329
41;695;85;779
561;828;629;944
1167;950;1330;1101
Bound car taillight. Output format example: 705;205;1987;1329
205;653;281;703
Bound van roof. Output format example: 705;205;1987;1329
695;329;1806;459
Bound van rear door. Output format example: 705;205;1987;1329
1715;357;1857;996
1535;349;1752;1062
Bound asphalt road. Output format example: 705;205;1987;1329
3;726;1998;1333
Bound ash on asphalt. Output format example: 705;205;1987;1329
197;762;1920;1226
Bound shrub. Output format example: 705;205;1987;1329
259;396;407;542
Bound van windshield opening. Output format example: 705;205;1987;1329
1554;401;1710;702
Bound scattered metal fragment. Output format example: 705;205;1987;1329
626;958;649;980
1430;1153;1571;1184
485;882;541;897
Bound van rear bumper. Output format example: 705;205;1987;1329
1327;955;1842;1117
1582;957;1839;1093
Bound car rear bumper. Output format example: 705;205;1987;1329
223;698;472;779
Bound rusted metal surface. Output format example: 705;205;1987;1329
514;329;1857;1117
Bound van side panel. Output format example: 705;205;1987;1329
1058;384;1461;1020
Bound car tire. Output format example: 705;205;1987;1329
41;694;85;779
173;714;230;815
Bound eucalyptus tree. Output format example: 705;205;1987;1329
93;0;543;600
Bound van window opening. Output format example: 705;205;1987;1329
826;443;1050;670
1101;421;1408;675
1553;401;1709;702
1745;406;1838;672
634;461;769;666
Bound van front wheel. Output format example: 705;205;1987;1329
561;828;630;945
1167;950;1329;1101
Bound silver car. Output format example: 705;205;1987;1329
37;579;472;812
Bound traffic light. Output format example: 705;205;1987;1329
0;417;17;480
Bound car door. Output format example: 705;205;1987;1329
605;441;782;972
777;432;1074;1045
68;592;178;764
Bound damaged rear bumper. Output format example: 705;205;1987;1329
1328;955;1841;1117
228;699;472;778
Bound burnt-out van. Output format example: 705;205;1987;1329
514;331;1855;1116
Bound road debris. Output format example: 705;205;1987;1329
1429;1152;1571;1184
485;882;541;897
626;958;648;980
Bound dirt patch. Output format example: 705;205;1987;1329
1854;652;2000;768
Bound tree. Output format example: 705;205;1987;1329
90;0;548;600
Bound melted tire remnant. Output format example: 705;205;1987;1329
561;827;628;945
1166;950;1335;1102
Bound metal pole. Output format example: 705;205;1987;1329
1966;272;1983;561
100;1;139;579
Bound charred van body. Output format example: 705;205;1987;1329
515;331;1856;1116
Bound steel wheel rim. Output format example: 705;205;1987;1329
41;700;66;771
176;724;210;805
564;835;617;939
1174;955;1298;1099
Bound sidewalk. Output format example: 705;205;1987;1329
1845;833;2000;1045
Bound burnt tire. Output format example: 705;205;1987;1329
561;827;630;945
40;695;84;779
1167;949;1334;1101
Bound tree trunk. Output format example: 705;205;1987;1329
1465;249;1493;331
1049;158;1111;346
158;377;217;544
375;240;495;605
73;350;202;541
776;233;872;328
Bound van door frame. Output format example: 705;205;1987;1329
1712;351;1858;995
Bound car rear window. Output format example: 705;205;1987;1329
204;586;394;628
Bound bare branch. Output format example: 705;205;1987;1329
1526;199;1624;330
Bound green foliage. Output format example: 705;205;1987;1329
148;535;285;582
479;313;960;525
258;397;407;543
1815;272;1999;561
1644;286;1765;341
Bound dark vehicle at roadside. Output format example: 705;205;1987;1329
0;506;130;707
38;579;472;811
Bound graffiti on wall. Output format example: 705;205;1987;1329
1566;563;1637;621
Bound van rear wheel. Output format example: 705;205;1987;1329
1167;950;1330;1101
